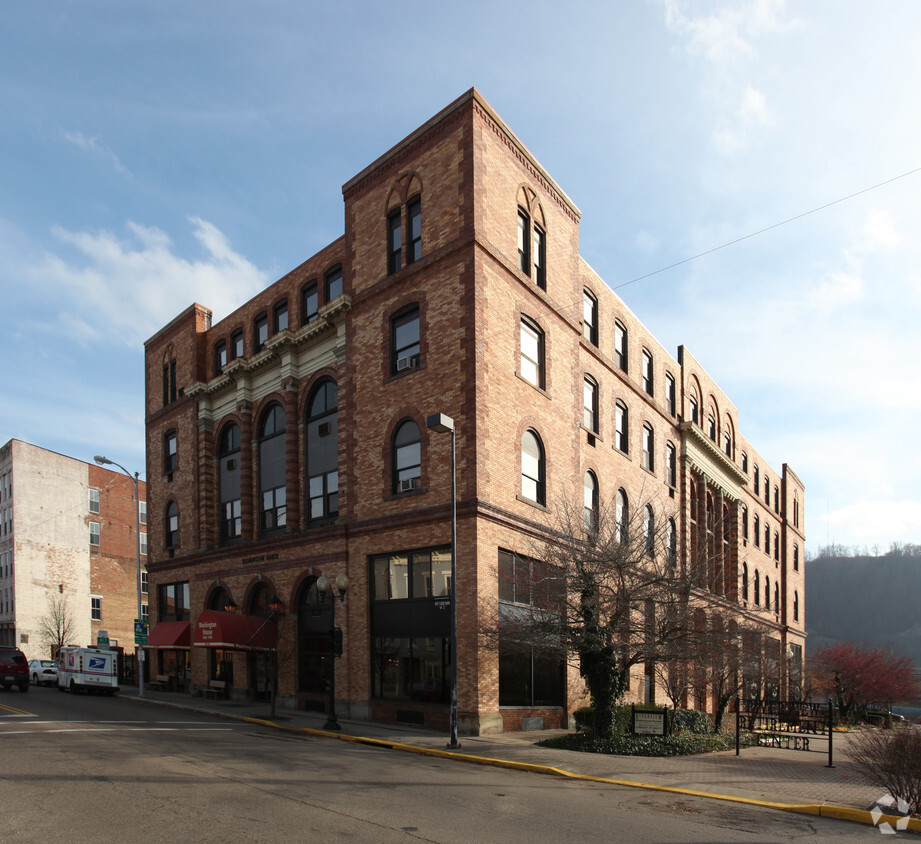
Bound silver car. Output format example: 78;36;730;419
28;659;58;687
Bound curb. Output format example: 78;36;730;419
242;715;921;833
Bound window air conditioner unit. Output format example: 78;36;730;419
397;355;418;372
399;477;420;492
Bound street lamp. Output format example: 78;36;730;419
426;412;460;750
94;455;144;698
316;571;348;731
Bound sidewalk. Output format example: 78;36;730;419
122;687;918;832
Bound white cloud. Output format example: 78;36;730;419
822;499;921;549
63;130;130;176
33;218;268;347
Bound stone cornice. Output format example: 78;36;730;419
680;421;748;501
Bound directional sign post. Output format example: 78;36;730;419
134;619;148;645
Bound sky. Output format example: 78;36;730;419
1;0;919;555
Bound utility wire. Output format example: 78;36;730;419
611;166;921;291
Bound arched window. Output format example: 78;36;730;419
666;442;677;487
707;412;716;441
209;586;233;613
616;488;628;542
765;576;771;611
615;401;628;452
583;376;598;433
297;576;331;693
165;501;178;548
754;514;761;547
259;403;287;534
742;562;749;601
306;380;338;522
393;419;421;493
583;471;598;533
793;590;799;622
643;505;655;556
248;581;273;618
520;317;545;388
642;349;654;396
774;582;779;612
521;429;545;505
666;518;677;567
642;423;654;472
218;423;241;542
742;505;749;541
614;319;628;372
754;570;760;604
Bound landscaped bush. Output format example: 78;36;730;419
849;725;921;817
671;708;712;735
539;729;753;757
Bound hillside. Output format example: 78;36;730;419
805;552;921;669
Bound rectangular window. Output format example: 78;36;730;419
583;377;597;432
141;603;149;621
141;570;148;593
140;532;148;556
582;290;597;345
301;281;319;324
392;306;420;374
139;500;147;525
642;349;654;396
325;266;343;302
91;596;101;621
157;581;190;622
388;209;402;273
89;522;100;546
407;197;422;264
231;330;244;360
89;488;100;514
164;431;178;474
520;318;544;389
614;321;627;372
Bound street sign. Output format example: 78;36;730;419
97;630;109;647
134;619;148;645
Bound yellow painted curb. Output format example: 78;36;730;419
241;717;921;832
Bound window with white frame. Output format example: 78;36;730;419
89;488;100;513
91;595;102;621
89;522;100;546
139;500;147;525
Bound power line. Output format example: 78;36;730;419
612;166;921;292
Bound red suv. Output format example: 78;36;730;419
0;647;29;692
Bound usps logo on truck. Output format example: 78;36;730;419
88;657;107;672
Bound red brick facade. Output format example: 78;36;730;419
144;90;805;734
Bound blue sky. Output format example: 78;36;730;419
2;1;920;554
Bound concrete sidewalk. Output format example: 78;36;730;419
122;688;919;833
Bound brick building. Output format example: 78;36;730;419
0;438;147;661
143;89;805;733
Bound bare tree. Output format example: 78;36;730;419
40;592;75;657
484;492;695;742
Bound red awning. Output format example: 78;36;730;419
147;621;191;649
193;610;276;651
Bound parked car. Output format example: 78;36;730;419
0;646;30;692
28;659;58;686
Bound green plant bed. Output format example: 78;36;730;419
539;730;758;757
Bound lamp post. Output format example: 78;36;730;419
268;594;283;719
426;412;460;750
316;571;348;730
94;455;144;698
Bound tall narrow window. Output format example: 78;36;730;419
689;395;699;425
723;432;732;457
393;419;421;493
665;372;676;416
753;466;760;494
91;596;102;621
666;442;677;487
301;281;319;325
306;380;338;520
517;209;530;276
388;208;402;273
642;349;654;396
583;376;598;433
520;317;544;388
165;501;179;548
615;400;628;452
325;266;343;302
219;423;241;542
765;576;771;611
273;299;288;333
774;531;780;561
614;320;628;372
231;329;244;360
707;413;716;441
391;305;420;374
89;522;100;546
754;514;760;547
407;196;422;264
521;429;545;505
765;524;770;554
89;488;100;514
742;563;749;601
774;582;779;611
164;430;178;475
642;423;654;472
742;452;749;473
254;313;268;352
742;505;749;541
583;289;598;345
666;518;677;566
532;224;546;288
583;471;598;533
259;403;287;534
793;590;799;622
764;478;771;505
643;505;655;556
616;488;628;542
754;570;760;604
214;340;227;376
793;544;799;571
